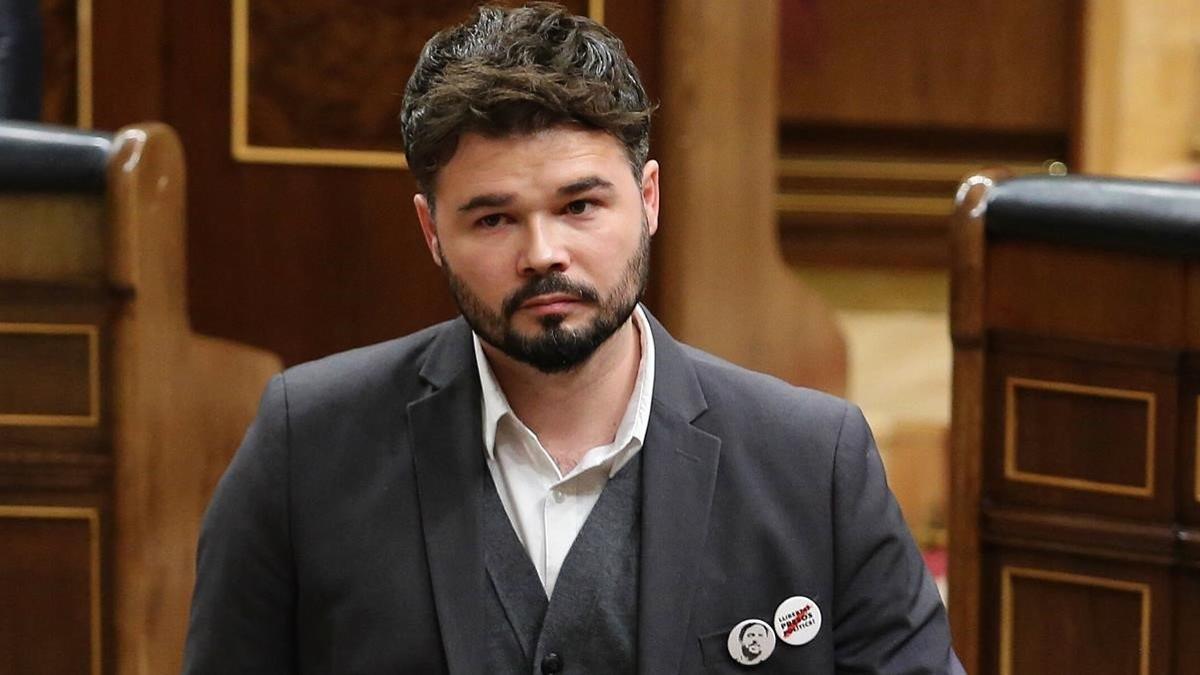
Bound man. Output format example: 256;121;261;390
183;3;964;673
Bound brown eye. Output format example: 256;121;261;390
477;213;504;228
565;200;593;215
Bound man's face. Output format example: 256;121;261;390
414;127;660;373
741;625;768;655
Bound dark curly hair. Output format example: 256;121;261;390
400;2;653;207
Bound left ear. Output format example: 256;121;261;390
414;193;443;267
640;159;660;236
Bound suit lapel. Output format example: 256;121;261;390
407;313;722;675
408;320;488;675
638;314;721;675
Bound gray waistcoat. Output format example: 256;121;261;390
481;455;642;675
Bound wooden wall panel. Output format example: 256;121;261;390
775;1;1079;269
778;0;1076;132
91;0;163;126
240;0;587;157
163;0;455;365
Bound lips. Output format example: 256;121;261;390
520;293;582;314
502;274;600;318
522;293;580;309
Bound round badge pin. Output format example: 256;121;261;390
727;618;776;666
773;595;821;646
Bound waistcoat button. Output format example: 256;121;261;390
541;652;564;673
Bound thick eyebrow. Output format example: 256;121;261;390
457;193;514;213
455;177;615;213
557;176;615;196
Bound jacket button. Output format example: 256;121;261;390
541;652;564;673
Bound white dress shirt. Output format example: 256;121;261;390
473;305;655;598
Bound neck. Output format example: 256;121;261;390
483;315;643;474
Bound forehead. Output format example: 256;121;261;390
434;127;632;201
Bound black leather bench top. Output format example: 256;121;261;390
985;175;1200;256
0;122;114;193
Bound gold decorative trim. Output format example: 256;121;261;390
0;323;100;427
1000;566;1150;675
1004;377;1155;497
588;0;605;24
777;157;1070;218
1195;396;1200;503
230;0;606;168
777;193;953;218
0;505;102;675
76;0;94;128
775;158;1065;220
777;157;1062;182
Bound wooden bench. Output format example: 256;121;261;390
0;122;281;675
949;173;1200;675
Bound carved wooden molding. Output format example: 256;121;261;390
1000;565;1150;675
776;157;1061;219
1004;376;1155;497
777;192;951;218
777;158;1061;267
0;322;100;427
779;156;1062;183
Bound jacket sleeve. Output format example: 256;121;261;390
182;374;296;674
830;403;965;674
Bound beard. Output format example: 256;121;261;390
441;218;651;374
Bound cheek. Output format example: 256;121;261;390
445;246;516;297
574;227;639;269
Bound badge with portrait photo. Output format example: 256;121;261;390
727;618;776;666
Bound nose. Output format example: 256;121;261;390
518;217;570;276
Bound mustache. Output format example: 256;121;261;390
502;274;600;319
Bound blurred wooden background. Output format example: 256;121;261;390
8;1;1200;673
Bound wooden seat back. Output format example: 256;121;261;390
949;173;1200;675
0;122;281;675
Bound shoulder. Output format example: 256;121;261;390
678;342;852;440
277;319;461;414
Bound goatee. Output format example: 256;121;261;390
441;221;650;374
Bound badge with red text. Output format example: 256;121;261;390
727;619;776;666
773;595;821;646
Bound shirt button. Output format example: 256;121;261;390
541;652;564;673
551;489;565;504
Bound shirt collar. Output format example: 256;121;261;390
474;304;656;467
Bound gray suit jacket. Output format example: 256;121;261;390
183;312;963;674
